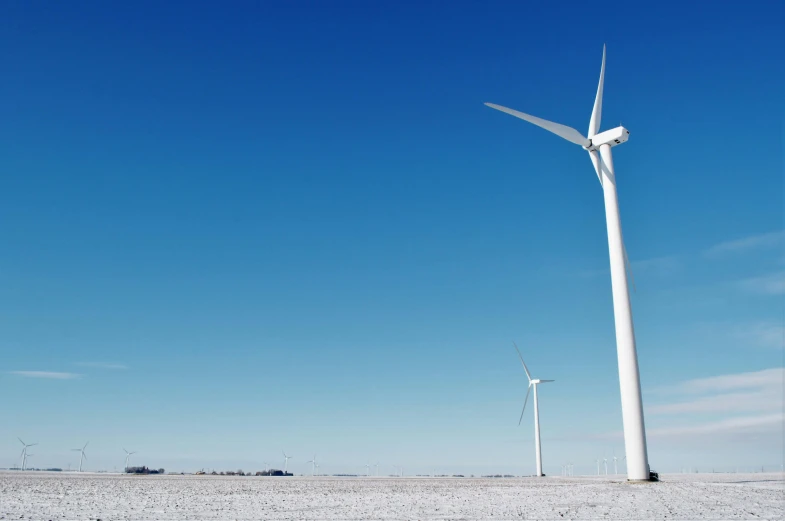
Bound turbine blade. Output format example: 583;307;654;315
29;443;37;447
518;384;531;426
84;442;89;450
588;45;606;138
588;150;603;185
485;103;590;147
512;342;532;382
17;438;25;446
539;379;555;382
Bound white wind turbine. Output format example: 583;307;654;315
603;456;608;476
306;454;317;476
596;459;601;476
282;450;293;474
613;451;619;475
374;462;379;476
513;342;553;477
123;448;137;472
18;438;37;471
364;462;370;477
486;45;651;481
71;442;89;472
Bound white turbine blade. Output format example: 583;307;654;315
588;45;606;138
17;437;25;446
539;379;555;383
518;384;532;426
29;443;37;447
83;442;89;450
588;150;603;185
512;342;532;382
485;103;590;147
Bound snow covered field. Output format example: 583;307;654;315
1;471;782;520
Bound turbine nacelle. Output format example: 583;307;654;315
585;126;630;151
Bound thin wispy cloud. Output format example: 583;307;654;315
704;230;785;258
9;371;81;380
648;413;782;438
735;321;784;349
673;367;782;394
76;362;128;370
737;271;785;295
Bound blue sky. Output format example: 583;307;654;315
1;0;782;476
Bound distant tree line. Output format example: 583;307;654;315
125;466;165;475
204;469;292;476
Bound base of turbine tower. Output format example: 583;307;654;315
627;471;659;483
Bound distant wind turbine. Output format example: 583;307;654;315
365;462;370;477
282;450;293;474
123;448;136;472
71;442;89;472
613;452;619;475
485;45;652;482
596;459;601;475
513;342;554;477
374;462;379;476
603;456;608;475
18;438;37;471
306;454;317;476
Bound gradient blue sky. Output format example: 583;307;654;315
1;0;782;476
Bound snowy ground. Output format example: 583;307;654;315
1;471;782;520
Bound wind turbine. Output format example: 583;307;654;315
306;454;317;476
513;342;553;477
282;450;292;474
18;438;36;471
596;459;601;476
603;456;608;476
486;45;651;481
71;442;89;472
374;462;379;476
365;462;370;477
123;448;136;472
613;451;619;475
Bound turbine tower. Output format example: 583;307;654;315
71;442;89;472
123;448;137;472
513;342;554;477
486;45;651;481
282;450;293;474
17;438;37;471
365;462;370;477
306;454;317;476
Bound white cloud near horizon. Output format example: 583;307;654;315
9;371;81;380
735;321;784;349
737;271;785;295
76;362;128;370
704;230;784;258
589;368;785;442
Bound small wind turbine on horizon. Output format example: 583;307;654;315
603;456;608;476
613;451;619;475
374;462;379;476
364;462;370;477
282;450;293;474
123;448;136;472
596;459;601;476
18;438;37;471
513;342;553;477
306;454;318;476
71;442;89;472
485;45;652;481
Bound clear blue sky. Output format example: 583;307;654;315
1;0;782;476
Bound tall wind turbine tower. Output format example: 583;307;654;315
282;450;293;474
306;454;317;476
123;448;137;472
485;45;652;481
17;438;36;471
71;442;89;472
513;342;554;477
